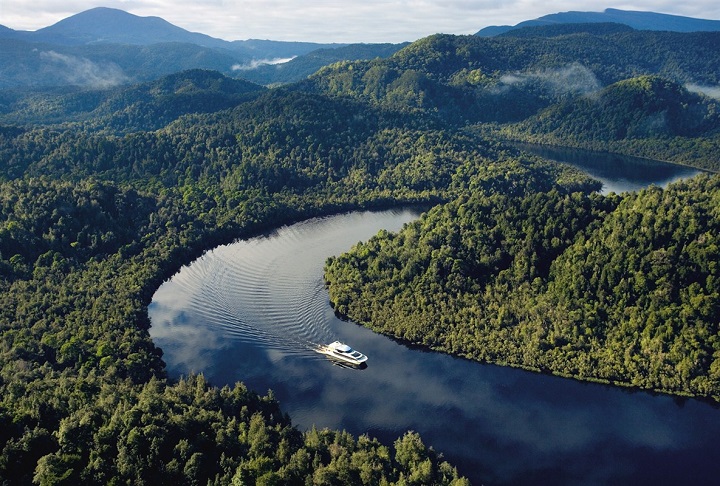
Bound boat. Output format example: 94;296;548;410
317;341;368;366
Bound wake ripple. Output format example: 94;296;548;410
153;209;421;358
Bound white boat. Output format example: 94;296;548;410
317;341;368;365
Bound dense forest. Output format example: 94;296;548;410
486;75;720;170
325;175;720;400
1;67;599;483
302;30;720;170
3;21;720;484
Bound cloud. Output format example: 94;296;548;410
232;57;296;71
686;83;720;99
498;63;602;95
39;51;129;88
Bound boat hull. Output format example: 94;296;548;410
316;341;368;366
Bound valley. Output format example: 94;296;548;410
1;7;720;484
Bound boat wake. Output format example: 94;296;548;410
149;209;420;364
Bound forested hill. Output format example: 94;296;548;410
301;30;720;170
306;30;720;107
237;43;408;86
0;69;267;130
325;174;720;401
489;75;720;168
517;75;720;139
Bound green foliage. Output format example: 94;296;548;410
490;75;720;171
307;31;720;117
304;32;720;170
325;174;720;400
1;78;556;483
4;27;720;484
0;70;265;131
0;178;153;272
532;75;720;139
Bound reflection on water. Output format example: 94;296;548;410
150;209;419;376
150;207;720;485
515;143;703;194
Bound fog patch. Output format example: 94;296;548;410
40;51;129;88
232;57;296;71
686;83;720;100
496;63;602;96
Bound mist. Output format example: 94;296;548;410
497;63;602;96
40;51;129;88
232;57;296;71
686;83;720;100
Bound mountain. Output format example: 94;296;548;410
477;8;720;36
0;7;343;62
0;8;400;89
303;31;720;126
238;43;408;85
0;24;16;37
0;38;248;89
512;75;720;141
30;7;227;47
496;22;636;38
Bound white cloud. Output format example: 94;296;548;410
2;1;720;43
231;57;296;70
686;83;720;99
498;63;602;95
39;50;129;88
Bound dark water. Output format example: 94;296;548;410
149;158;719;485
515;143;703;194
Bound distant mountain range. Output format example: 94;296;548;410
0;7;402;89
477;8;720;36
0;7;344;61
3;7;720;90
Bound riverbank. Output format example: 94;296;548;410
325;173;720;405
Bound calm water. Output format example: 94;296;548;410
149;156;718;485
516;143;703;194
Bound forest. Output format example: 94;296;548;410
2;22;720;485
2;73;597;483
325;175;720;400
302;29;720;170
2;89;515;483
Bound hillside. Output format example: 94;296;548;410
5;77;565;481
3;9;720;484
0;69;266;130
325;175;720;401
535;75;720;140
484;75;720;170
0;38;247;89
238;43;408;86
303;31;720;170
305;30;720;108
0;8;350;89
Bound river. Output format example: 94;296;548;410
149;151;717;485
515;143;703;194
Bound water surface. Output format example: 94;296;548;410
515;143;703;194
150;203;720;485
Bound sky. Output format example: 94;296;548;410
1;1;720;43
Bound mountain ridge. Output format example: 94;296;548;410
0;7;344;62
33;7;225;47
477;8;720;37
